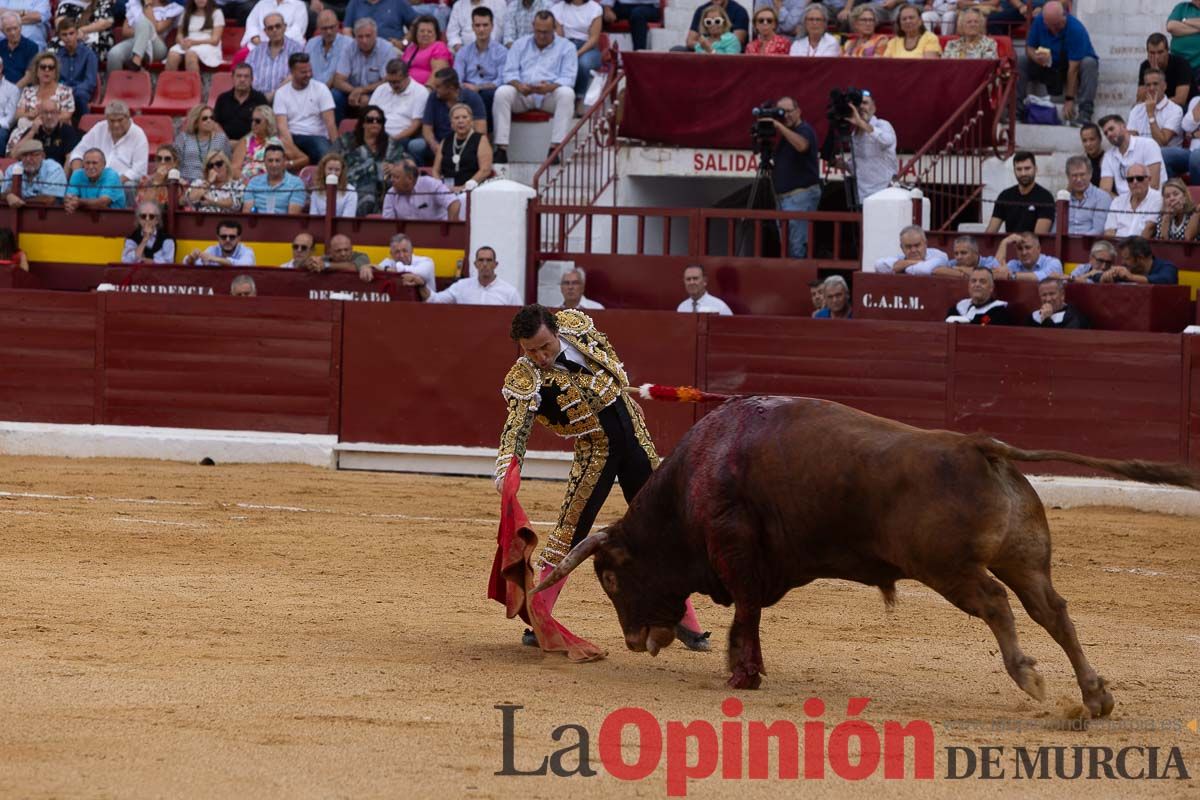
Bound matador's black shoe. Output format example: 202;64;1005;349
675;625;712;652
522;628;538;647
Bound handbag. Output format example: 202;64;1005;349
582;70;604;107
1024;95;1059;126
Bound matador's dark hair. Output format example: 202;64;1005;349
510;304;557;342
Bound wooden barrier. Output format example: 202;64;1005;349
0;291;97;424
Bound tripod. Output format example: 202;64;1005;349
731;135;782;258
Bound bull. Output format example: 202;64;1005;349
535;396;1200;717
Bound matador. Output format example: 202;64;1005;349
494;304;710;651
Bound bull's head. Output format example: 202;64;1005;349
533;522;689;656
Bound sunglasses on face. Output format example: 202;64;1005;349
363;116;383;123
157;155;174;162
703;18;723;27
754;17;774;24
209;160;226;167
265;23;283;30
252;118;266;124
38;63;55;70
218;233;238;240
138;213;158;220
200;115;213;122
1128;175;1149;183
292;243;311;250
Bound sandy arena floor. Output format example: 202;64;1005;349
0;455;1197;799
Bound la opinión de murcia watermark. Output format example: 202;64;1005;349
494;700;1192;796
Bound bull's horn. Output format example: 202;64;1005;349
532;530;609;593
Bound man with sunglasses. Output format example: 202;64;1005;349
120;202;175;264
242;0;307;50
214;64;268;142
281;232;317;269
184;220;258;267
246;12;304;101
1103;163;1162;238
1069;240;1118;283
64;147;123;212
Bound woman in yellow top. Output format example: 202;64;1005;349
881;3;942;59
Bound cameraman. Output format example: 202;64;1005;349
771;97;821;259
843;91;898;206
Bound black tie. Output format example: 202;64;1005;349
556;352;590;374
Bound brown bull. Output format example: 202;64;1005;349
536;396;1200;717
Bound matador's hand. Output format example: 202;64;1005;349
494;475;505;494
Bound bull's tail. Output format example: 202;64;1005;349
971;435;1200;490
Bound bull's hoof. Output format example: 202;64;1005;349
675;625;712;652
727;669;762;690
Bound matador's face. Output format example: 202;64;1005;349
518;325;561;370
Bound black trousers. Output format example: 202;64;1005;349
567;399;655;549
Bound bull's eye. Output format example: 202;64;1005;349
601;571;619;594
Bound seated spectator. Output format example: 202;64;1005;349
1017;1;1097;125
1140;32;1192;110
559;265;603;309
280;231;314;268
0;13;36;85
136;143;178;206
369;59;429;163
1029;277;1088;329
841;4;888;57
1108;236;1178;285
550;0;601;98
401;15;453;88
492;12;576;163
10;97;79;165
0;55;16;153
421;68;485;163
988;0;1043;35
1079;122;1103;187
0;0;49;49
377;232;435;288
165;0;225;72
345;0;418;52
175;104;231;183
214;65;269;143
1064;154;1110;236
233;104;303;179
863;0;904;26
332;18;398;116
750;0;803;37
1131;69;1191;184
333;103;388;214
948;234;1001;275
64;146;123;211
305;233;374;281
246;12;304;102
404;245;522;304
274;52;338;165
921;0;957;35
1103;163;1160;238
942;7;997;59
432;102;492;190
121;201;175;263
1154;177;1199;241
693;5;741;54
183;218;257;266
1099;114;1162;195
985;151;1054;234
994;231;1063;282
597;0;656;51
242;142;307;213
185;150;246;212
871;224;954;276
813;274;851;318
68;101;147;185
306;10;354;86
241;0;305;50
107;0;182;71
2;137;64;205
52;20;98;117
8;51;74;152
789;4;837;57
50;1;116;64
382;157;461;219
448;0;506;52
745;6;790;55
676;263;732;315
308;151;358;216
456;6;505;125
882;3;941;59
1068;239;1117;283
505;0;551;48
230;274;257;296
945;267;1012;325
0;225;27;269
808;277;823;315
684;0;748;51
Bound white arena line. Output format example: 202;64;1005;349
111;517;208;528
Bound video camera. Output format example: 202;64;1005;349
750;103;786;166
826;87;864;137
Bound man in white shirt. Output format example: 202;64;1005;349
67;101;148;184
242;0;308;47
273;52;338;164
377;233;436;289
404;245;522;304
280;231;316;268
1098;113;1163;195
846;91;897;206
872;224;956;276
559;266;603;310
1103;163;1161;238
0;54;17;154
676;264;732;315
368;60;428;157
1137;67;1200;184
446;0;507;51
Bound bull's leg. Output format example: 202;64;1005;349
726;604;764;690
992;566;1114;718
925;569;1046;702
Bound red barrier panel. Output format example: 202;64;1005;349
1187;336;1200;466
0;291;97;424
100;294;342;434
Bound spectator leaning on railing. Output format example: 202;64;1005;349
1068;239;1117;283
377;232;436;288
404;244;522;305
948;234;1001;276
242;142;307;213
994;230;1063;282
121;201;175;264
1111;236;1177;285
68;101;148;186
183;218;257;266
306;233;374;281
871;224;954;276
382;157;461;220
279;231;314;268
64;146;123;211
3;136;64;205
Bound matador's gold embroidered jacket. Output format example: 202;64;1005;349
494;309;643;481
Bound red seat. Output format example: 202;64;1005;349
91;70;152;113
338;117;357;136
299;165;318;187
513;110;552;122
221;27;244;61
78;113;105;131
0;157;14;174
1189;186;1200;205
207;71;234;104
136;115;175;150
145;71;203;115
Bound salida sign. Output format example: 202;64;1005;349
692;152;760;174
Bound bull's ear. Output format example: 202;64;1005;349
532;529;609;593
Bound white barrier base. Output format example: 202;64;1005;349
1029;475;1200;517
336;442;572;480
